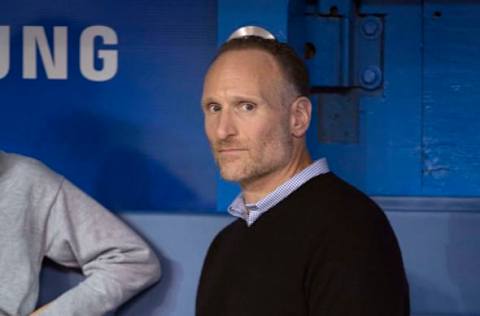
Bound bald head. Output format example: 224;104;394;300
212;36;310;98
204;49;293;111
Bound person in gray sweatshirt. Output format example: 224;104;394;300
0;151;161;316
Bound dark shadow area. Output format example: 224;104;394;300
37;259;84;305
95;147;199;211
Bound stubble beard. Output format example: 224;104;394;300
212;126;294;186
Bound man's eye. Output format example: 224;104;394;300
208;104;221;112
240;103;256;112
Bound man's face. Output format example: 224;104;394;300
202;49;295;186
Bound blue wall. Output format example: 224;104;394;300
4;0;479;212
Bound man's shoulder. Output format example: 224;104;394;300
299;173;398;246
0;151;63;187
291;172;388;230
299;172;379;208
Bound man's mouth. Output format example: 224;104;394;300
217;148;248;156
218;148;247;153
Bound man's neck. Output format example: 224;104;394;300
241;150;312;204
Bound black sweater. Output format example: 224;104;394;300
196;173;409;316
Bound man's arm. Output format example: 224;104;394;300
39;178;161;316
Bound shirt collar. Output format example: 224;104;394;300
228;158;329;226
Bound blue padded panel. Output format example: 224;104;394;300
377;197;480;315
38;198;480;315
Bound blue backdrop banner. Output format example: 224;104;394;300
1;0;218;211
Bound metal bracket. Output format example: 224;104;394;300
304;11;384;89
298;2;384;143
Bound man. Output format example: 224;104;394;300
0;151;161;315
196;36;409;315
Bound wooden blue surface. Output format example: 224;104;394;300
217;0;480;210
422;1;480;196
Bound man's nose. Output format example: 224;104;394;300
216;110;237;140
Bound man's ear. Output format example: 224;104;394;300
289;96;312;137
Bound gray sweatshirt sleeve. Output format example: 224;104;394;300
41;178;161;315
